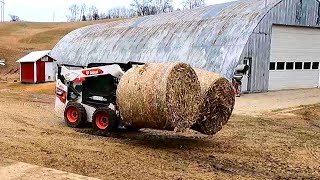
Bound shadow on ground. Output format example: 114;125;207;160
76;127;211;150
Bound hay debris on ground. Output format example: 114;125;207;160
117;63;201;131
192;68;235;135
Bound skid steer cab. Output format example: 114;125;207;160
55;62;143;132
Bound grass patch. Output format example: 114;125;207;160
25;83;56;95
5;82;56;95
19;28;77;44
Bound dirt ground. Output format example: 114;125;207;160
0;82;319;180
0;158;99;180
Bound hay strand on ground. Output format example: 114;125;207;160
117;63;201;131
191;68;235;135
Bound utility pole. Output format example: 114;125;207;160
3;0;4;22
0;0;4;22
0;0;2;22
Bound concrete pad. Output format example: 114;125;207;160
0;158;100;180
234;88;320;116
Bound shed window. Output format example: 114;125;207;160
295;62;303;70
269;62;276;70
276;62;285;70
41;56;48;62
286;62;294;70
304;62;311;69
312;62;319;69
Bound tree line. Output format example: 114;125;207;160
67;0;206;22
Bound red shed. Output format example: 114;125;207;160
16;50;56;83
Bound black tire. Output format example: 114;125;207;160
92;107;118;132
64;102;87;128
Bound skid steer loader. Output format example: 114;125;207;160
55;62;143;132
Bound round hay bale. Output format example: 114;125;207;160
117;63;201;131
191;68;235;135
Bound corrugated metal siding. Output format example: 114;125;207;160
51;0;283;80
241;0;320;92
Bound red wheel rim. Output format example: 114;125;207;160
66;107;79;123
95;112;109;130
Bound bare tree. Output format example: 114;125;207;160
108;8;120;19
87;5;99;20
66;0;176;22
9;14;19;21
131;0;155;16
153;0;173;13
79;3;87;21
131;0;175;16
67;4;80;22
99;12;107;19
105;7;137;19
82;15;87;21
182;0;206;9
127;8;137;17
93;13;99;20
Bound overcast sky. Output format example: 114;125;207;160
3;0;234;22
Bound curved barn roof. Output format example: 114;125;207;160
51;0;282;79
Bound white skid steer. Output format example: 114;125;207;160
55;62;143;132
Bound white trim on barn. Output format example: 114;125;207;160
19;63;21;82
34;62;37;83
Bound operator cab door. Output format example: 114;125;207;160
82;75;117;107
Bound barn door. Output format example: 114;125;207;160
21;63;35;83
269;26;320;90
37;61;46;83
45;62;54;82
241;57;252;92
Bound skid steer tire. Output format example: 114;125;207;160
64;102;87;128
92;107;118;133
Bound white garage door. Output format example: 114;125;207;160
269;26;320;91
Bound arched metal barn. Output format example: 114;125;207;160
51;0;320;92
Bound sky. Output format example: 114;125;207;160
3;0;234;22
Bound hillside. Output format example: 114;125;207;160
0;20;118;81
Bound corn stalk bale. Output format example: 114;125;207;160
117;63;201;131
191;68;235;135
